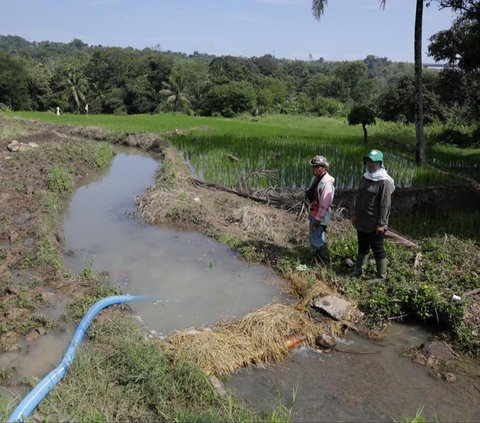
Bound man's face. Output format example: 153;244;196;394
364;158;380;173
312;165;326;177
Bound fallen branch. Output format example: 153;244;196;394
464;288;480;297
385;229;417;248
188;177;304;211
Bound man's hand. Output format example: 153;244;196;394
376;225;385;234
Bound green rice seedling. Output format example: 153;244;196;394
8;112;468;188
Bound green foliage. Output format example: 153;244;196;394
203;81;257;117
37;237;62;270
218;233;242;249
6;34;477;127
0;52;31;110
348;104;376;127
46;164;73;193
312;96;347;117
71;141;113;169
332;233;480;354
377;73;446;124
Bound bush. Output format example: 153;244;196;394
202;81;256;117
312;96;347;117
433;127;480;148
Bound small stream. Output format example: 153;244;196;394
62;149;287;335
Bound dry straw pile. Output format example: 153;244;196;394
166;303;336;376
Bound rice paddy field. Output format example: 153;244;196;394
8;112;478;191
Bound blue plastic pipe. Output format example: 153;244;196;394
9;294;151;422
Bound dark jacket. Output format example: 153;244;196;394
354;177;393;233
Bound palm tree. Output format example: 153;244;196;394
66;70;87;112
159;71;191;112
312;0;426;166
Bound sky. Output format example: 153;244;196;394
0;0;458;62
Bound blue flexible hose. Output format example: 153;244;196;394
9;294;151;422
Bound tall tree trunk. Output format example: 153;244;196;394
362;123;368;143
414;0;425;165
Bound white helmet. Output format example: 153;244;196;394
310;155;329;168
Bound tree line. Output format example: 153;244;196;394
0;0;478;146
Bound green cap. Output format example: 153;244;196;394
363;149;383;164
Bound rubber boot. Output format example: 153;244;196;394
375;258;387;280
366;258;388;283
349;253;368;277
315;245;330;266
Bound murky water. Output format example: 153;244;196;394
63;149;286;336
0;325;74;380
227;323;480;422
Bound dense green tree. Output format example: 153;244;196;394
27;62;53;111
377;73;445;123
0;53;30;109
125;75;156;114
333;61;373;103
312;96;347;117
86;48;146;114
145;52;174;93
429;0;480;120
208;56;259;85
203;81;256;117
260;77;288;107
305;73;339;99
252;54;285;79
348;104;376;143
159;66;192;112
429;0;479;72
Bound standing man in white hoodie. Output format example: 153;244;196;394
350;149;395;280
306;155;335;266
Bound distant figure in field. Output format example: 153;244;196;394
85;104;89;114
56;107;60;116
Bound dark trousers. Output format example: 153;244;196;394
357;230;386;260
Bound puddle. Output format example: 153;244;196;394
63;149;287;335
227;323;480;422
0;325;73;380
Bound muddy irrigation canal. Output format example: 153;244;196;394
4;149;480;421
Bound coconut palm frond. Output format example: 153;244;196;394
312;0;327;20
